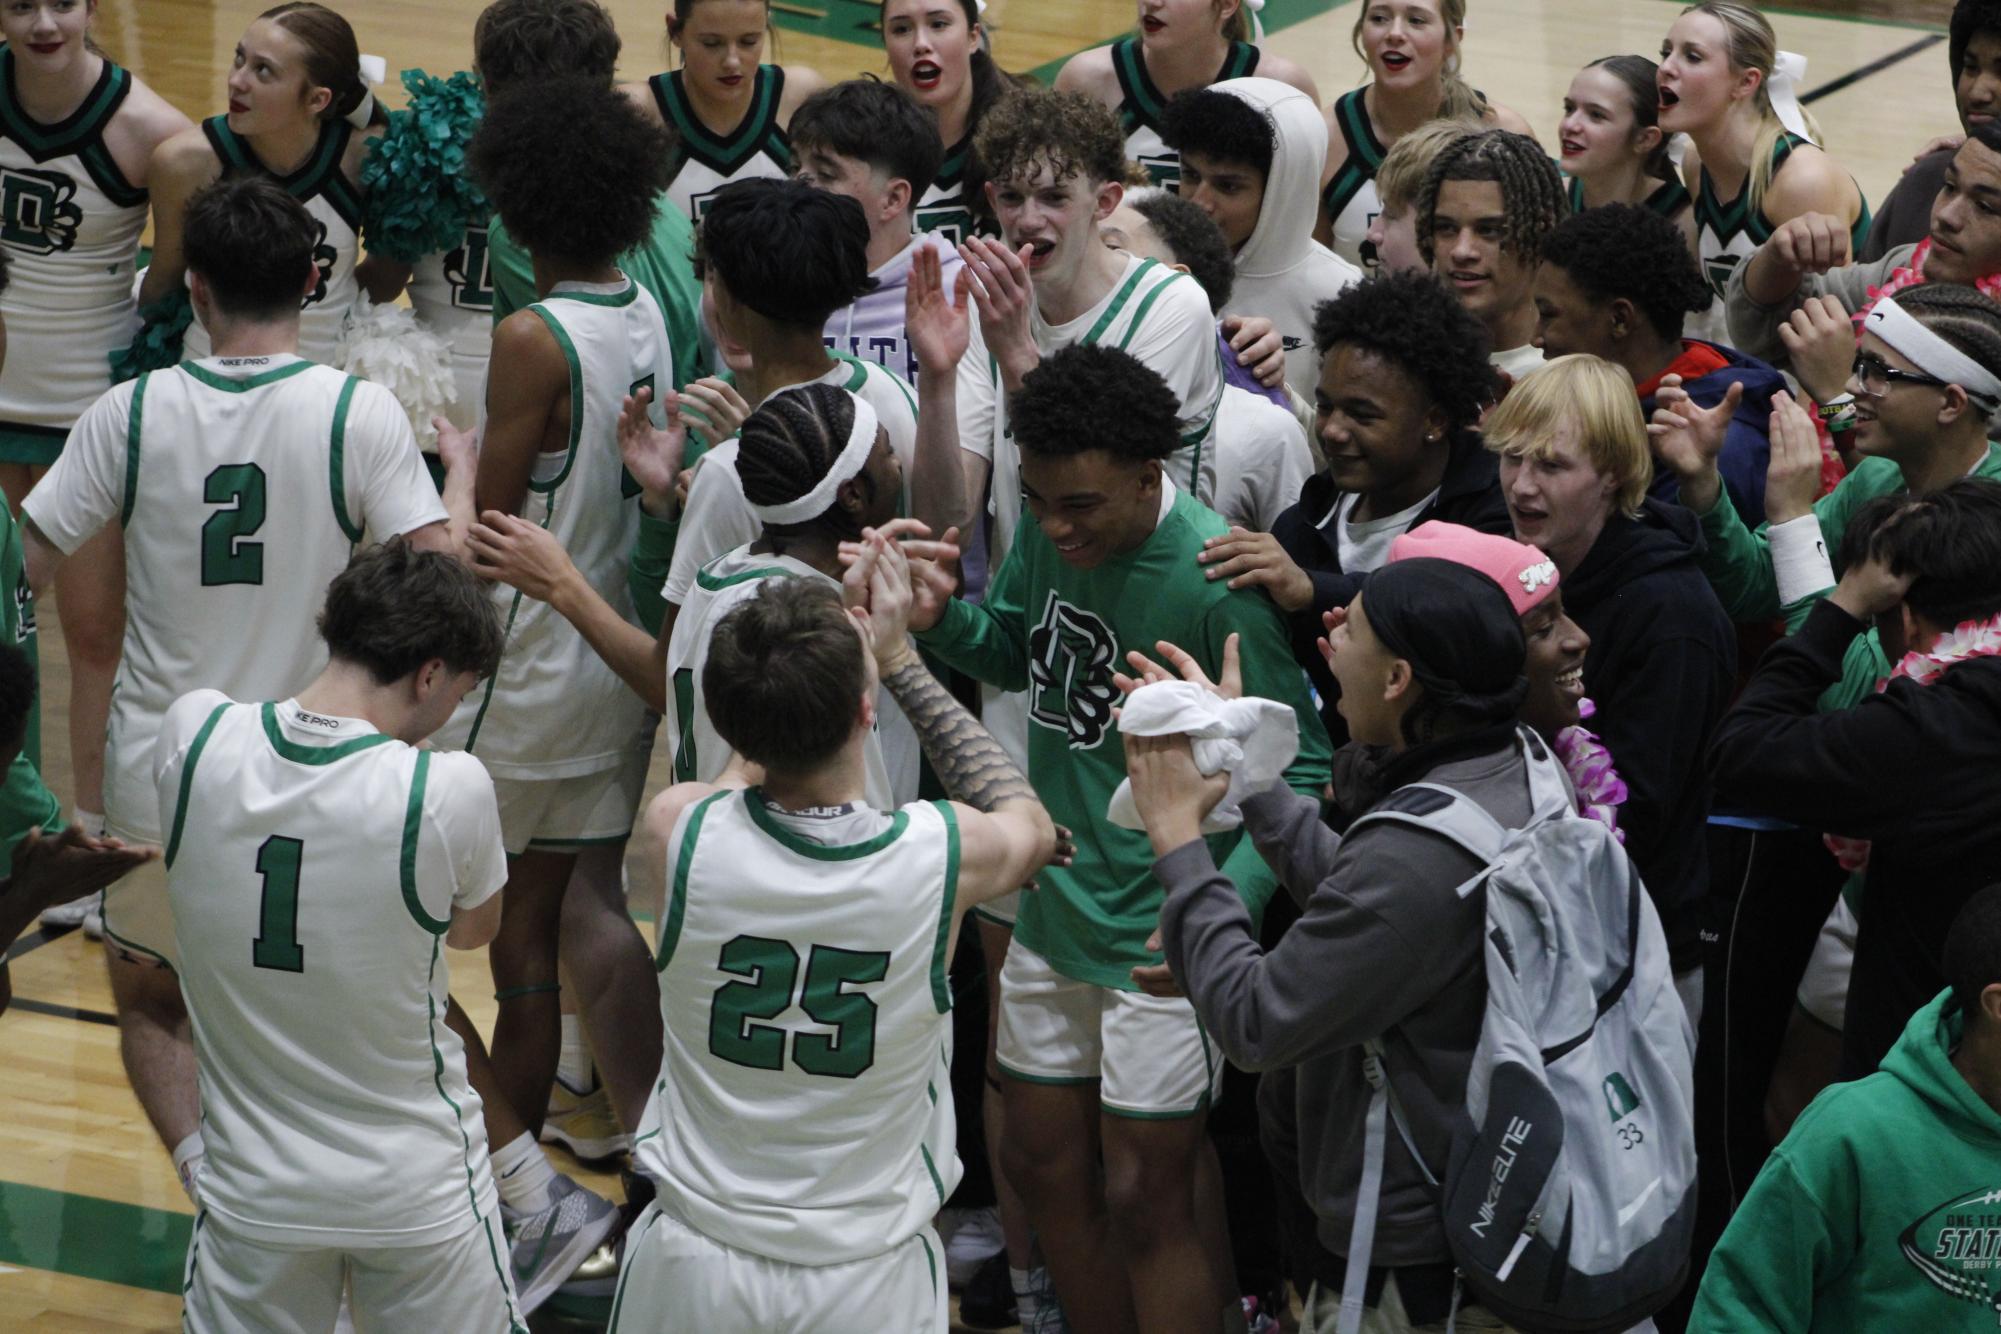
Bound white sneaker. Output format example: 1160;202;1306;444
501;1175;620;1314
40;890;99;932
941;1204;1005;1287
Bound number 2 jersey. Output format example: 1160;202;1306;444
635;789;962;1265
158;690;507;1249
23;355;445;842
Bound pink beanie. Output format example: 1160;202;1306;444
1387;521;1559;618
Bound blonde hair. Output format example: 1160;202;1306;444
1376;117;1478;214
1351;0;1486;120
1680;1;1825;215
1482;355;1652;517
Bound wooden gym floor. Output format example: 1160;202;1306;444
0;0;1963;1328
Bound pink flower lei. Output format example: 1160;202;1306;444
1823;606;2001;871
1553;698;1628;842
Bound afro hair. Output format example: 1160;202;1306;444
470;77;672;268
1126;187;1234;312
974;86;1126;192
1312;270;1492;434
1159;88;1275;180
1010;344;1180;463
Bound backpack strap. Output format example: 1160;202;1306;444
1339;1041;1441;1334
1346;781;1509;899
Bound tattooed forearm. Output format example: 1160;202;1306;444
881;658;1035;813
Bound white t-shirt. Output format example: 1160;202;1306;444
1335;488;1438;574
1211;386;1312;533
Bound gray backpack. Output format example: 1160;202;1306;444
1334;728;1697;1334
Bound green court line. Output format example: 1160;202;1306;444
0;1179;191;1295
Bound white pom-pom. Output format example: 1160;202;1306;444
335;295;458;449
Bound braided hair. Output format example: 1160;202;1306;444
1416;128;1570;268
737;384;876;546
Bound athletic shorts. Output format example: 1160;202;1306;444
181;1209;525;1334
608;1201;946;1333
1796;896;1859;1031
492;747;647;857
995;938;1223;1119
101;855;176;971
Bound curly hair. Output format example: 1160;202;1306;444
974;86;1126;191
698;178;876;328
1010;345;1179;462
1159;88;1275;179
1416;128;1570;269
1123;186;1233;312
737;384;880;542
1312;271;1492;434
792;78;944;203
471;78;671;267
473;0;621;98
1539;203;1710;342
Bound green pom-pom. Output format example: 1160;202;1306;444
109;290;194;384
360;68;488;265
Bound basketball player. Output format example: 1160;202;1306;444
611;561;1056;1329
165;540;523;1334
428;79;672;1195
18;176;461;1219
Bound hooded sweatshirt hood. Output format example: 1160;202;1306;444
1213;77;1362;404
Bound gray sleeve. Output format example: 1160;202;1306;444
1724;249;1910;370
1241;785;1340;911
1154;825;1483;1073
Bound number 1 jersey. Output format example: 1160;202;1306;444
635;790;963;1265
157;691;507;1248
23;355;445;842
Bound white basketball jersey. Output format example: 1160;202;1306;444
652;67;794;225
183;116;362;364
664;546;908;809
406;220;496;431
635;789;962;1265
24;355;445;843
437;277;668;778
0;52;147;441
958;254;1220;565
160;692;505;1249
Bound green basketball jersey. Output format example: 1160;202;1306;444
917;484;1332;988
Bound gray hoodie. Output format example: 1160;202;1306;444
1723;244;1915;372
1154;734;1533;1269
1214;77;1363;407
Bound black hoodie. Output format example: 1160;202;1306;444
1564;498;1735;969
1270;430;1511;743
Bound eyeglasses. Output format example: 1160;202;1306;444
1850;351;1952;400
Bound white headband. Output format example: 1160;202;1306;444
1766;50;1814;146
750;393;881;525
345;53;386;130
1865;296;2001;403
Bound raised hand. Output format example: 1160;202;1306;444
1763;390;1826;526
1648;373;1743;513
1112;634;1243;700
907;243;973;377
1221;315;1287;390
837;517;961;632
1766;212;1853;280
468;510;580;603
677;376;752;451
1775;293;1856;405
618;385;690;513
959;235;1038;386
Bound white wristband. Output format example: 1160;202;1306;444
1769;513;1837;606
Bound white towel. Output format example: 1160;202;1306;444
1107;680;1299;833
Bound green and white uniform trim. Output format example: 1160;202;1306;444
635;787;963;1267
184;116;362;364
0;48;147;463
652;66;793;224
1110;36;1260;189
1321;88;1387;272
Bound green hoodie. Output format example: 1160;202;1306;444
1692;990;2001;1331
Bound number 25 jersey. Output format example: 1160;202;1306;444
23;355;445;842
635;790;963;1265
